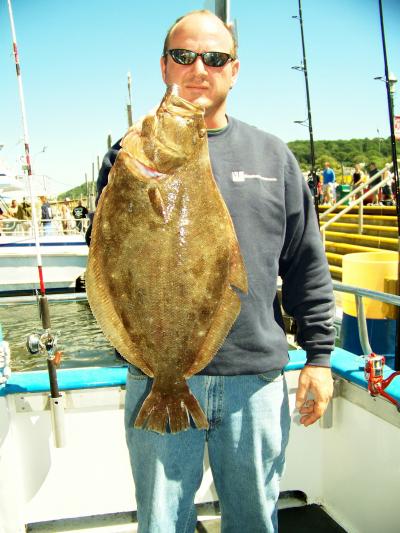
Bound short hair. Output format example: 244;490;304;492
162;10;237;59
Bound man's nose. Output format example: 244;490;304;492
191;56;208;75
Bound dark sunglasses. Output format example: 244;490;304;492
167;49;234;67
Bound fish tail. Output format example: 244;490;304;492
134;381;209;434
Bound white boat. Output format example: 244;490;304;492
0;284;399;533
0;175;88;296
0;221;88;296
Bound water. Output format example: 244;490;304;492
0;298;123;372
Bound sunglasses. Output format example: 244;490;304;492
167;49;234;67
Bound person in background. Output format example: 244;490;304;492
60;197;73;234
40;196;53;235
381;164;394;205
367;162;380;205
351;163;365;200
16;197;32;234
72;200;89;232
88;10;335;532
8;199;18;218
1;199;19;235
322;161;336;205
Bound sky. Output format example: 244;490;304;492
0;0;399;196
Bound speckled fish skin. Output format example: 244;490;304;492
86;86;248;434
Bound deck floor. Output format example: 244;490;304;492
27;499;347;532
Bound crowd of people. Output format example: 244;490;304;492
0;196;89;236
307;161;396;206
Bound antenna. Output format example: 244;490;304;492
127;72;133;127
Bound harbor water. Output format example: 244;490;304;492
0;297;122;372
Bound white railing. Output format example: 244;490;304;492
320;161;398;247
0;217;90;237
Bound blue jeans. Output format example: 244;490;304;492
125;366;290;533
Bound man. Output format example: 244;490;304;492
60;197;73;234
72;200;89;232
88;10;334;532
321;161;336;205
368;162;380;205
39;196;53;235
8;199;18;218
16;197;32;234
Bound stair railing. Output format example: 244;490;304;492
320;161;397;248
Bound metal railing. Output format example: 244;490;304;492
333;280;399;357
320;161;399;247
0;217;89;237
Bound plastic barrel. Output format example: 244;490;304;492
340;251;398;363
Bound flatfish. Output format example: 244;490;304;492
86;85;247;434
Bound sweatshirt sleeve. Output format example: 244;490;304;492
85;139;122;246
278;148;335;367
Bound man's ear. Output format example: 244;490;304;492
230;59;240;88
160;55;167;84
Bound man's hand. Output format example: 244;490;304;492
295;365;333;427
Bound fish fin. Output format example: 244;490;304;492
86;252;154;376
148;186;167;221
229;240;248;294
134;380;208;434
185;286;241;377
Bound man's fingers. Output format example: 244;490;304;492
298;399;315;414
299;399;328;426
295;384;308;410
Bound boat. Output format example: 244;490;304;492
0;283;400;532
0;233;88;296
0;211;88;297
1;0;399;530
0;189;88;296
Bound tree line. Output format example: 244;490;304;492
288;136;393;174
58;137;395;200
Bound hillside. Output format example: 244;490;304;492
57;136;393;199
287;136;392;173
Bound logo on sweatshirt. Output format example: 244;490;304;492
231;171;277;183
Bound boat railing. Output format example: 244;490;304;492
319;160;399;248
4;280;397;362
0;217;90;237
332;280;400;357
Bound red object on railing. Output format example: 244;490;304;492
364;353;400;410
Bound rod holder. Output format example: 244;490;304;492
49;394;66;448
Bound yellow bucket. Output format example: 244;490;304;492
342;251;398;319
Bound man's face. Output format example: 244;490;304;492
160;14;239;126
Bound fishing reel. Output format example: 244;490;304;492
27;330;62;364
364;353;400;411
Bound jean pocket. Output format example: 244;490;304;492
127;364;148;380
257;369;284;383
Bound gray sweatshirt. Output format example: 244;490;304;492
89;116;335;375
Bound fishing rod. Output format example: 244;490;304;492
377;0;400;372
292;0;319;223
6;0;65;446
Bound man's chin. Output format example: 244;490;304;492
181;92;209;109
